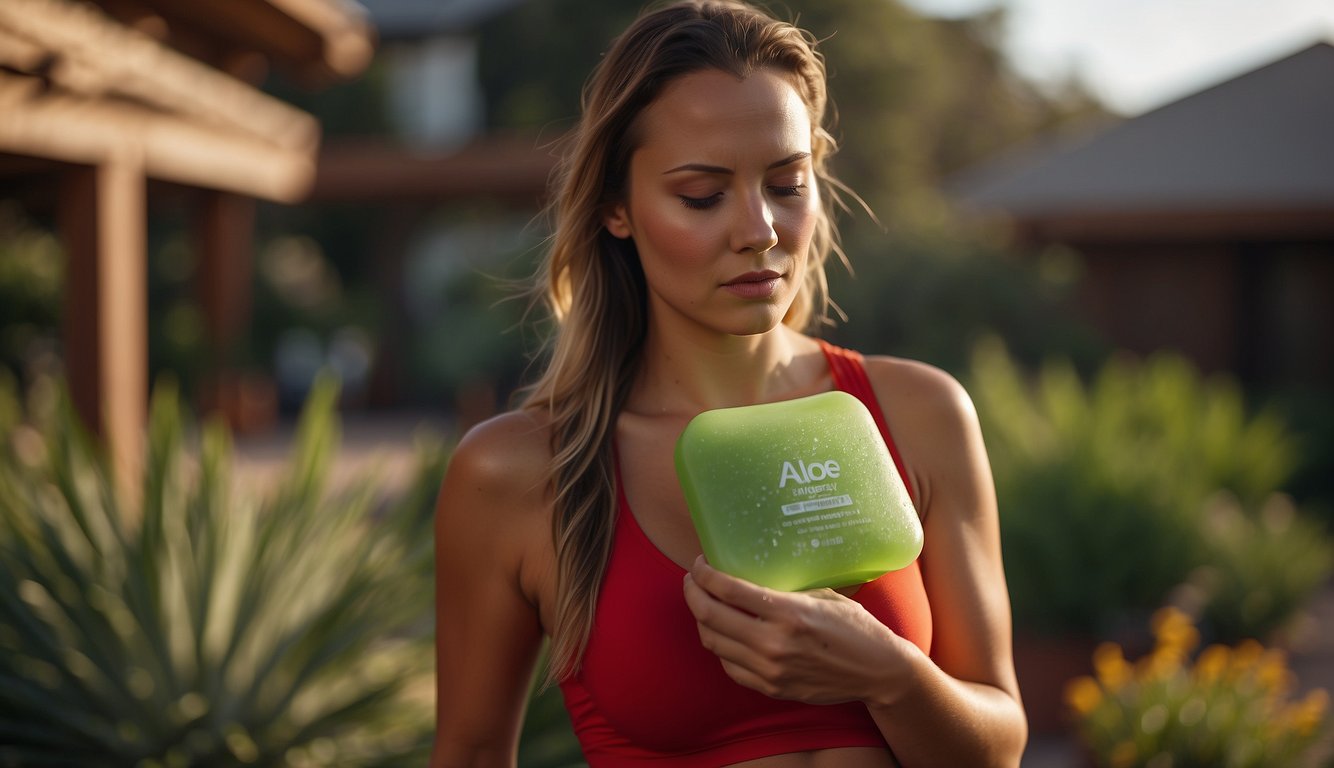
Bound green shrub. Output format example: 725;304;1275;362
827;232;1106;378
970;339;1312;638
0;375;437;766
1187;493;1334;645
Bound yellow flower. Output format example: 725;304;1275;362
1289;689;1329;737
1254;649;1293;696
1137;647;1181;682
1149;606;1200;660
1093;642;1131;690
1109;740;1138;768
1194;644;1230;684
1065;675;1103;716
1150;606;1191;638
1229;638;1264;676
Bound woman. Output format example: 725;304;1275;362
431;1;1027;766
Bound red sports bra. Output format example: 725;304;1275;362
558;342;932;767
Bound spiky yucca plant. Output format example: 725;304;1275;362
0;374;438;766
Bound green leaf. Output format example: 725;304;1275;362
0;377;438;764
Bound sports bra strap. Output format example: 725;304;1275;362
818;340;914;506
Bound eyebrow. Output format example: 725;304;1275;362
663;151;811;176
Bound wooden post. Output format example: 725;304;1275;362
60;153;146;515
197;190;255;361
195;189;275;432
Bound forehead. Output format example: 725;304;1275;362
633;68;812;164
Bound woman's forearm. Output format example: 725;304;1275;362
866;646;1027;768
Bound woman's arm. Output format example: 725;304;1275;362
431;413;552;768
682;358;1026;767
863;358;1025;766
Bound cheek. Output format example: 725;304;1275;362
778;196;821;255
633;199;719;268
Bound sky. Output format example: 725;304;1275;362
899;0;1334;115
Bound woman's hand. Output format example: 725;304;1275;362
682;555;919;707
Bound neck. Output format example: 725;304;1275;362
627;322;826;416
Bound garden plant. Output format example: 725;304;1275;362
968;338;1327;642
1065;606;1330;767
0;374;441;766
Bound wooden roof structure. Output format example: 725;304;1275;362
310;0;557;206
0;0;374;506
312;135;556;203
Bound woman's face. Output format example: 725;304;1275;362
604;68;820;339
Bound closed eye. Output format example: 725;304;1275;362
769;184;806;198
679;193;722;210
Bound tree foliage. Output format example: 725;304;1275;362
476;0;1108;232
474;0;1112;375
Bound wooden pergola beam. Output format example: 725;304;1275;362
0;0;319;151
312;138;558;204
138;0;375;83
0;73;315;203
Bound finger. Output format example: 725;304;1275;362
683;571;768;645
694;618;768;673
688;555;791;620
717;657;786;700
685;597;784;693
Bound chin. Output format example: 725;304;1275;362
722;306;790;337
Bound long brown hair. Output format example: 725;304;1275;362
522;0;845;683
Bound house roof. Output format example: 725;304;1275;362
951;41;1334;226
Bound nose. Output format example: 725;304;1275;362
732;193;779;255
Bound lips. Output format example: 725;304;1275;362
723;270;782;286
721;270;783;299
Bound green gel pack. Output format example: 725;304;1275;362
675;390;923;591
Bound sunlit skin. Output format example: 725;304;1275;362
432;66;1027;768
604;68;820;347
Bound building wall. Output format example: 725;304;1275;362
1077;243;1239;372
1073;240;1334;390
1256;242;1334;388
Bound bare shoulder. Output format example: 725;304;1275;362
859;355;978;428
444;407;555;500
857;355;988;516
436;407;557;602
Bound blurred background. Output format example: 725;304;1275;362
1;0;1332;765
